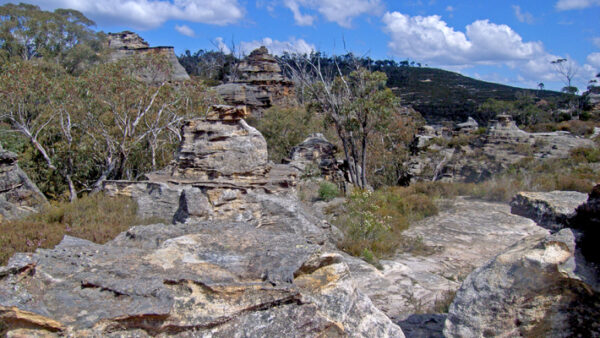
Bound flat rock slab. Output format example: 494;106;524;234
510;190;588;231
347;197;548;319
0;221;403;337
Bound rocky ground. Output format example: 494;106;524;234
345;197;548;320
1;101;598;336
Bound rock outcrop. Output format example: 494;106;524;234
286;133;346;181
103;105;302;226
107;31;190;82
0;144;46;221
0;222;402;336
445;187;600;337
0;105;403;336
444;228;600;337
216;47;294;115
345;198;548;319
510;190;588;231
406;114;596;183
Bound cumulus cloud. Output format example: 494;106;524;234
555;0;600;10
239;37;315;56
213;37;232;54
382;12;547;67
512;5;534;24
283;0;383;27
5;0;244;29
587;52;600;68
381;11;579;88
175;24;195;37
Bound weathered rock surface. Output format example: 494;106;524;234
444;228;600;337
0;221;403;336
510;190;588;231
406;114;596;183
0;145;46;221
569;184;600;265
396;314;446;338
286;133;348;183
346;198;548;319
107;31;190;82
216;47;294;115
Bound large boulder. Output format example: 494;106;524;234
510;190;588;231
0;221;402;336
0;145;46;221
345;198;548;319
444;228;600;337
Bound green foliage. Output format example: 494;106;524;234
334;186;439;265
178;49;236;85
478;94;554;126
318;181;340;201
248;105;327;163
0;3;105;73
0;57;218;199
0;193;164;265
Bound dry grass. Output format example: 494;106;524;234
0;193;164;265
334;186;440;266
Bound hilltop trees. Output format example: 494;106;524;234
0;3;105;73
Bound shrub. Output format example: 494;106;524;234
334;187;440;265
0;194;164;265
318;181;340;201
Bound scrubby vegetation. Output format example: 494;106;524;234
0;194;164;265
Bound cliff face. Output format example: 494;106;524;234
216;47;295;116
107;31;190;82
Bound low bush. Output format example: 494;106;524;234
334;186;440;265
0;194;164;265
318;181;340;201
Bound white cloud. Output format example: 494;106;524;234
239;37;315;56
587;52;600;68
214;37;232;54
555;0;600;10
175;24;195;37
284;0;315;26
445;5;454;12
381;11;583;89
512;5;533;24
283;0;383;27
593;37;600;48
383;12;547;66
6;0;244;29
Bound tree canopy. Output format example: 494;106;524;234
0;2;104;72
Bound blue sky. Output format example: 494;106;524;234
3;0;599;92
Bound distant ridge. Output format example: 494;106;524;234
384;66;566;124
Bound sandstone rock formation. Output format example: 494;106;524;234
286;133;346;181
445;188;600;337
510;190;588;231
0;222;402;336
406;114;596;183
444;228;600;337
0;104;403;336
345;198;548;319
103;105;302;226
216;47;294;115
107;31;190;82
0;144;46;221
